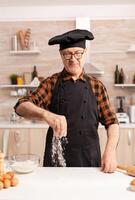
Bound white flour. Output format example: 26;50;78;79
11;160;38;173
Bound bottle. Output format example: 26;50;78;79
12;35;18;51
31;65;38;81
114;65;120;84
119;68;125;84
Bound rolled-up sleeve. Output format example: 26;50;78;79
14;76;56;115
97;82;118;129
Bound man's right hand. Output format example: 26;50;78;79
44;110;67;138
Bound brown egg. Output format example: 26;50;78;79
11;177;19;187
6;171;14;179
3;179;11;188
0;175;4;182
3;173;12;180
0;181;4;190
130;179;135;186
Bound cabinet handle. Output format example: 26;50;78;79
127;130;132;146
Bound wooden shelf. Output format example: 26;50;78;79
126;49;135;53
90;50;124;54
10;50;40;55
0;84;37;88
114;84;135;88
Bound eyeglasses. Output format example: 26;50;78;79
62;50;85;60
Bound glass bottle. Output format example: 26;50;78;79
119;68;125;84
31;65;38;81
114;65;120;84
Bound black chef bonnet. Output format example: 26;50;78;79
48;29;94;50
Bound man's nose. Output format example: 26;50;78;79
70;54;76;60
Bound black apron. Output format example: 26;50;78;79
43;74;101;167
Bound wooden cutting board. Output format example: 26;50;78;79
117;165;135;177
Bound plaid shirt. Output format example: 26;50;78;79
14;69;118;129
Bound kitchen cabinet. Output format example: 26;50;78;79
117;128;135;165
0;123;49;166
98;127;135;165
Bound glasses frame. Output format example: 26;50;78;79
62;50;85;60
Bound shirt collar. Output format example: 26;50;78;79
61;68;87;82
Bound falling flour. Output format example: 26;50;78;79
51;136;68;167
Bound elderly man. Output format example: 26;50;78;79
14;29;119;172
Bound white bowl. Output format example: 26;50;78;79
8;154;40;174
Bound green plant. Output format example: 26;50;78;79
9;74;17;85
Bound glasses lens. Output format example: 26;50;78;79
63;54;71;60
63;51;84;60
74;52;83;59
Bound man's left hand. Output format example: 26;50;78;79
101;150;117;173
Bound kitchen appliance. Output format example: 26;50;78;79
129;105;135;123
116;113;129;123
116;96;129;123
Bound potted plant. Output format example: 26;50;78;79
9;74;17;85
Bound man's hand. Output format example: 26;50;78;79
101;124;119;173
101;150;117;173
44;111;67;138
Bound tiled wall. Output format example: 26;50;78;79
0;19;135;118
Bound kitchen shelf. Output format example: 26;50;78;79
84;63;104;75
10;50;40;55
90;50;124;54
0;84;37;88
114;84;135;88
126;49;135;53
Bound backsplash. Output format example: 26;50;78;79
0;19;135;118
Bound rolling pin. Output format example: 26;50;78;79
117;164;135;177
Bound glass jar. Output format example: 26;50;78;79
17;75;23;85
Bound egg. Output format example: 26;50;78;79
130;179;135;191
11;177;19;187
3;179;11;188
0;181;4;190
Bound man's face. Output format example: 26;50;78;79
60;47;86;76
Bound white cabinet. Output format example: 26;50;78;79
116;128;135;165
98;127;135;165
0;127;48;166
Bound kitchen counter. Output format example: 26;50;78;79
0;120;135;129
0;167;134;200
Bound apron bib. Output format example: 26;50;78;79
43;74;101;167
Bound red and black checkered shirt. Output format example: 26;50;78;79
14;69;118;129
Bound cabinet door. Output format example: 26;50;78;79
3;128;48;167
98;127;135;165
116;128;135;165
29;128;48;166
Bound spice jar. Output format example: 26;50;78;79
17;75;23;85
